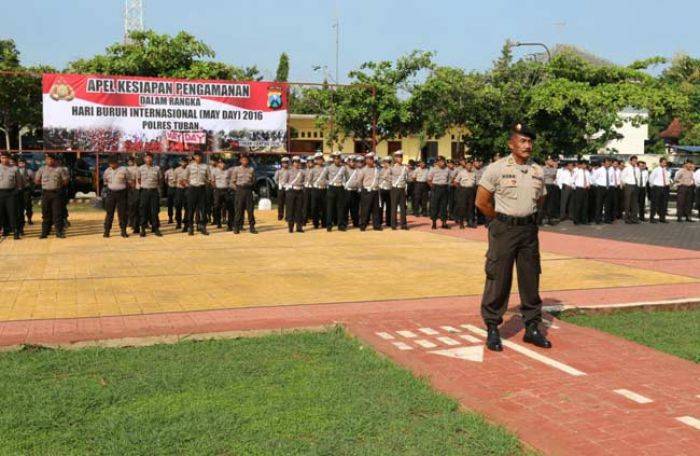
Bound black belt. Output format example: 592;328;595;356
495;213;537;226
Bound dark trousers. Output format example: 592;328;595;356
277;188;286;220
412;182;429;216
560;185;573;220
623;184;639;222
380;189;391;226
234;186;255;229
544;184;560;221
127;188;140;230
285;189;305;228
637;186;648;221
389;187;408;228
696;187;700;217
104;189;127;233
649;186;669;221
594;186;608;223
212;188;228;226
17;188;32;231
174;188;186;226
481;219;542;326
309;188;327;228
359;189;381;230
0;189;17;235
166;187;176;222
572;188;589;224
454;186;476;224
303;188;311;223
676;185;695;220
226;190;236;228
430;185;448;222
205;187;213;223
346;190;360;227
326;186;346;229
186;186;207;229
447;185;456;220
139;188;160;231
41;190;63;235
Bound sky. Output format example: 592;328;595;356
2;0;699;82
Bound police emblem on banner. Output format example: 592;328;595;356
49;77;76;101
267;86;283;110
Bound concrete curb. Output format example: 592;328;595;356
544;297;700;316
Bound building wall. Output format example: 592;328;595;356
598;108;649;155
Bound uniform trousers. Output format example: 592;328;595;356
560;185;573;219
212;188;229;226
623;184;639;222
359;189;381;230
481;218;542;326
186;185;207;230
0;189;17;235
454;186;476;225
285;189;305;228
41;189;63;235
309;188;327;228
380;188;391;226
637;185;648;221
166;187;176;222
572;188;589;224
103;189;127;232
676;185;695;220
389;187;408;228
346;190;360;227
139;188;160;231
326;186;346;229
544;184;560;220
430;184;449;222
412;182;429;216
174;188;187;226
234;185;255;230
277;188;286;220
649;186;669;221
127;188;140;230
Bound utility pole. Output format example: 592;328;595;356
124;0;144;44
333;0;340;83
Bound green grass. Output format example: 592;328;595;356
562;309;700;363
0;329;525;455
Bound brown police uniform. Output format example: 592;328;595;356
103;166;129;236
281;166;306;232
322;162;348;230
35;165;69;237
454;167;477;227
428;166;450;225
0;163;22;237
137;164;162;234
389;163;409;229
410;166;430;216
230;165;256;233
478;154;547;328
359;164;382;230
183;162;211;234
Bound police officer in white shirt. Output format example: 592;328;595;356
649;157;671;223
620;156;641;224
591;158;612;224
637;161;649;222
571;160;591;225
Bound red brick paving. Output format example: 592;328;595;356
1;223;699;454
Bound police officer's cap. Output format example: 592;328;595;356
300;158;307;164
354;155;364;162
313;152;324;159
331;151;342;157
281;157;290;162
393;150;403;156
382;156;392;162
437;155;446;162
510;123;536;140
364;153;376;160
291;156;301;162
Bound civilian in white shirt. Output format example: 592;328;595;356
591;157;612;224
556;161;575;221
620;155;641;224
571;160;592;225
649;157;671;223
611;160;623;220
637;161;649;221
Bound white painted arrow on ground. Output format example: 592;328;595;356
429;345;484;363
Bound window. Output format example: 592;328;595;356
292;140;323;154
387;141;402;154
421;141;438;163
354;140;372;155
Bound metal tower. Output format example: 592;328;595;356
124;0;144;44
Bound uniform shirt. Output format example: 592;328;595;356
138;164;162;189
0;164;21;190
126;165;139;188
591;166;610;187
620;165;641;186
572;168;591;188
103;166;129;191
184;162;210;187
229;165;255;188
478;154;547;217
649;167;670;187
454;168;476;187
282;167;305;189
35;165;68;190
555;168;574;188
174;166;188;188
359;166;381;191
17;167;34;189
307;166;327;189
323;163;348;186
390;163;409;189
543;166;558;185
428;166;450;185
411;167;429;183
211;167;229;189
164;168;178;188
674;168;695;186
345;167;362;191
274;167;289;190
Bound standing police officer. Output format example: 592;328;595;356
428;155;450;229
307;152;327;229
182;151;211;236
0;152;22;239
102;156;129;238
322;152;348;231
164;162;178;224
389;150;409;230
35;154;69;239
230;154;257;234
16;158;34;232
358;153;382;231
137;152;163;237
126;157;141;234
174;157;188;231
475;123;551;352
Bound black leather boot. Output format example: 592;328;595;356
523;323;552;349
486;325;503;352
431;221;437;229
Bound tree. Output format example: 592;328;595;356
275;53;290;82
68;30;261;80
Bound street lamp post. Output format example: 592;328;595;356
510;41;551;62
